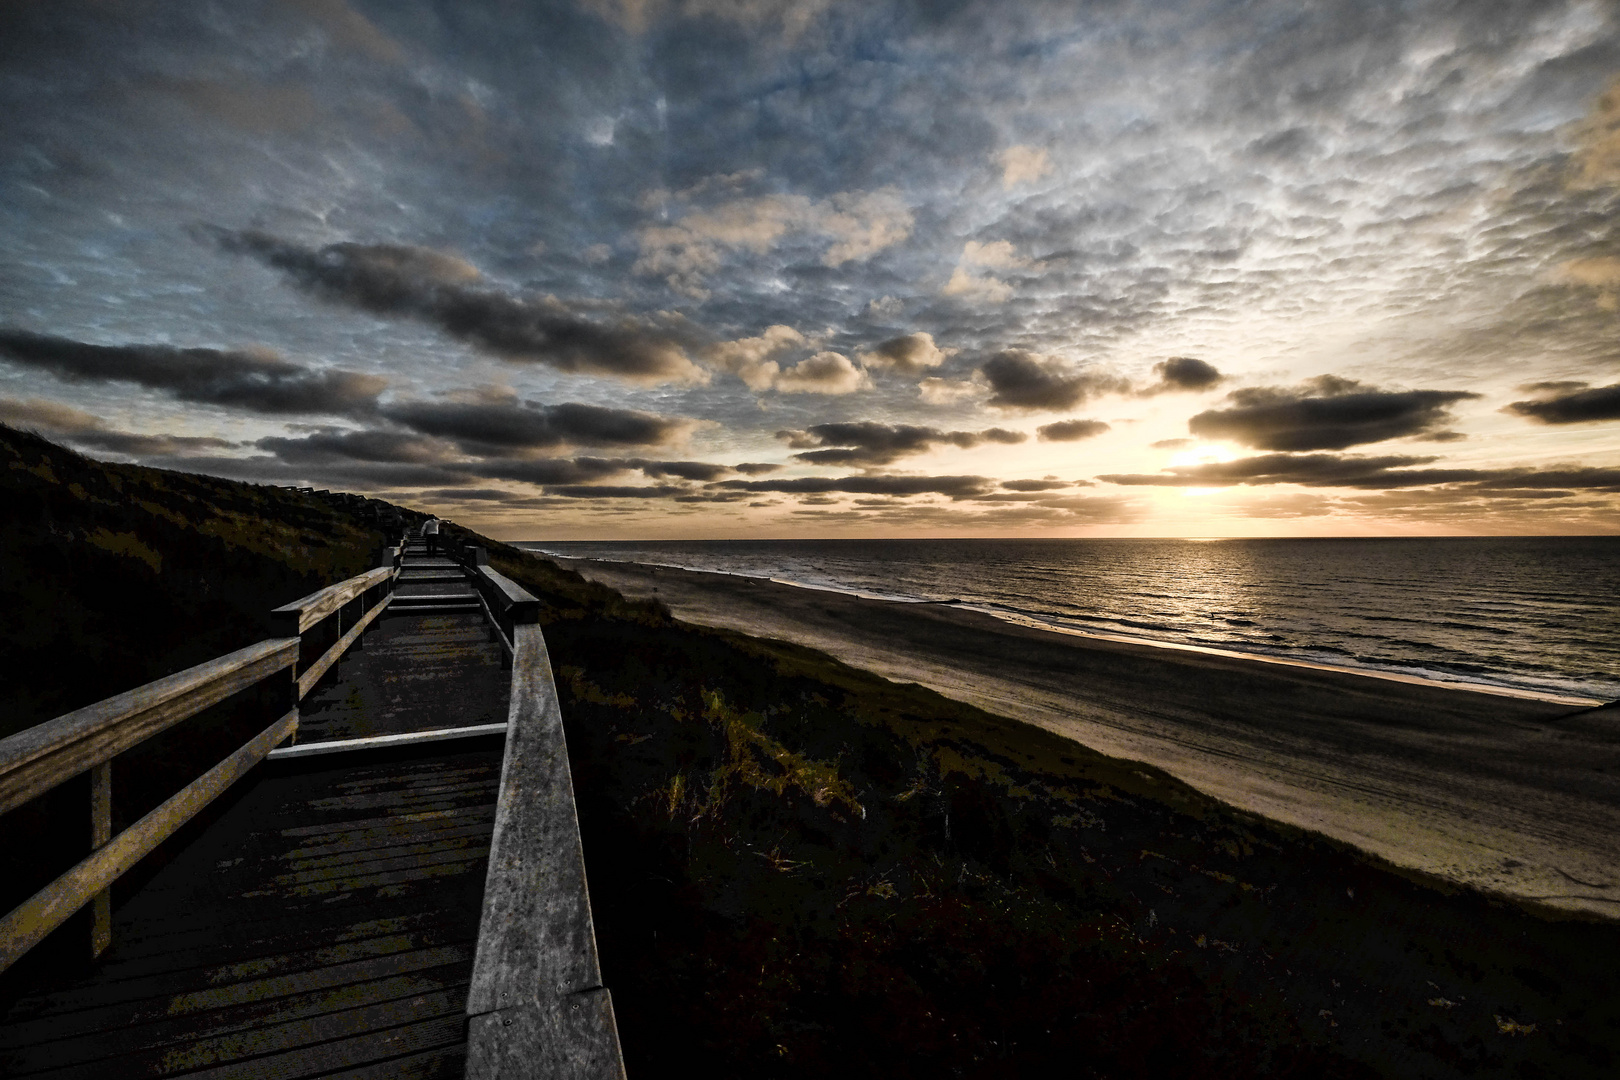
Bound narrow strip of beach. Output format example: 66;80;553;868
554;555;1620;920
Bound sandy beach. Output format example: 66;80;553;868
556;555;1620;920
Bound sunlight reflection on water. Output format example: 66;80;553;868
522;537;1620;702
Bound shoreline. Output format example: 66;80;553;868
518;546;1607;708
549;553;1620;920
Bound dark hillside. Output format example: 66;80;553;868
1;423;402;738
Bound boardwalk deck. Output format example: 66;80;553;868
0;535;617;1077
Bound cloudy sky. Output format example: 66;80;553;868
3;0;1619;539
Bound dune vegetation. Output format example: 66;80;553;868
3;425;1616;1078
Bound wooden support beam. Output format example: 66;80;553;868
0;638;299;816
0;708;298;975
474;567;540;626
89;761;111;959
465;623;623;1075
296;591;393;700
266;722;508;760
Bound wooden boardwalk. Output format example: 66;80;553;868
0;536;621;1077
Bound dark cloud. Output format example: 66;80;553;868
255;429;452;464
212;231;705;384
1001;479;1071;491
1099;453;1620;492
383;398;694;454
1151;438;1193;449
629;459;734;481
1036;419;1110;442
419;488;512;502
1504;382;1620;424
1143;357;1224;394
715;474;994;500
733;462;783;475
778;421;1025;467
0;329;384;416
857;332;950;375
1188;376;1479;451
0;398;238;458
980;351;1130;411
469;457;632;485
545;484;690;499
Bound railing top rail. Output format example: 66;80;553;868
0;637;299;816
474;566;540;625
271;565;395;633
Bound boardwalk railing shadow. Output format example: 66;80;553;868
0;530;624;1078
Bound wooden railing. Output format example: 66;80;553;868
272;541;402;701
0;640;300;972
444;541;626;1077
0;544;401;973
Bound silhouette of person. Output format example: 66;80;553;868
423;517;441;555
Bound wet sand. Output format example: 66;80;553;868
558;556;1620;920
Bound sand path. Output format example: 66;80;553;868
558;557;1620;920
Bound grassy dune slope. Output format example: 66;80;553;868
2;428;1614;1077
469;536;1618;1080
1;424;397;739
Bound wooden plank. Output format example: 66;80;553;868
272;566;394;635
90;762;111;959
465;624;606;1016
48;992;468;1080
0;946;472;1050
297;590;394;700
474;567;539;625
268;723;508;760
465;989;625;1080
0;638;298;816
0;708;298;975
2;958;473;1069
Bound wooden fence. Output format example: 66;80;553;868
444;541;626;1079
0;540;402;972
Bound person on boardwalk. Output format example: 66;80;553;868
423;516;441;555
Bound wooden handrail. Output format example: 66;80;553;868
0;638;299;816
465;622;625;1077
272;565;395;634
0;555;398;972
0;709;298;973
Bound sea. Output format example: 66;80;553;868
515;537;1620;705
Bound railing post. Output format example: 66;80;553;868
90;762;111;958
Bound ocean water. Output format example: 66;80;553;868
517;537;1620;704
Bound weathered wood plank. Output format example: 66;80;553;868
2;960;472;1070
465;988;625;1080
296;590;394;700
89;762;111;959
268;722;507;760
0;946;473;1051
0;639;298;816
0;709;298;975
43;991;468;1080
271;566;395;635
466;624;605;1014
474;567;539;624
